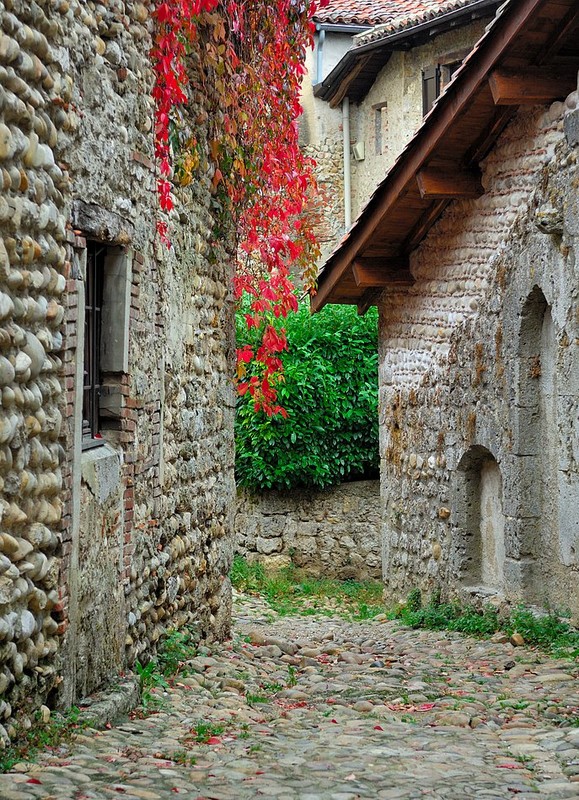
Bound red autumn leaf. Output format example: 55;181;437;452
26;779;42;784
207;736;221;745
373;725;384;731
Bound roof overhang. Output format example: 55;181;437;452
313;0;503;107
311;0;579;314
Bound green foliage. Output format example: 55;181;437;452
157;628;199;677
230;554;267;593
135;627;198;713
189;721;225;743
136;661;170;712
396;591;579;657
397;600;500;638
505;606;579;656
235;302;379;490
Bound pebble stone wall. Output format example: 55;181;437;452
236;481;381;580
0;0;235;738
303;139;344;264
378;95;579;619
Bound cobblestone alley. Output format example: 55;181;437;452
0;592;578;800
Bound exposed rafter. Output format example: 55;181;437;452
311;0;579;314
352;257;413;288
488;67;578;105
416;167;484;199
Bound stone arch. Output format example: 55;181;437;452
515;285;558;600
455;445;505;592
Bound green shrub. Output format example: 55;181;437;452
235;301;379;490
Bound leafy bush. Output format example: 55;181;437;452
235;301;379;490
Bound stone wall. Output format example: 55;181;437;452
300;36;350;262
303;140;344;264
236;481;381;580
0;0;235;738
378;94;579;618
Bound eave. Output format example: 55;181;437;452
311;0;579;314
313;0;503;107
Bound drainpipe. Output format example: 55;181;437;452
343;95;351;231
316;27;325;84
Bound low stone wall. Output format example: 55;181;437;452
236;481;381;580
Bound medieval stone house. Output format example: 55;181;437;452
312;0;579;617
302;0;503;260
0;1;235;736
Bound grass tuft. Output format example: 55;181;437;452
231;555;384;619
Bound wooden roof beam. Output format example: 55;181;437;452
357;289;383;316
328;55;372;109
538;6;579;65
352;257;413;289
489;67;578;105
416;167;484;199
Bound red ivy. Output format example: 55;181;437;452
151;0;328;414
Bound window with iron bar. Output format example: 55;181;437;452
83;241;105;445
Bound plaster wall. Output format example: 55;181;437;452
377;96;579;618
350;21;489;218
300;34;352;262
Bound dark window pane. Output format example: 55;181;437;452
83;242;105;440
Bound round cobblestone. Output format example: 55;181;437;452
0;592;577;798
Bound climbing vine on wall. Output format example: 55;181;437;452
151;0;328;415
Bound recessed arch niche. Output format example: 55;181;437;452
455;445;505;592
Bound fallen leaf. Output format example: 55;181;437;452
26;779;42;784
497;764;523;770
373;725;384;731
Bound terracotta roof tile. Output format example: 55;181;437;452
353;0;479;44
314;0;475;28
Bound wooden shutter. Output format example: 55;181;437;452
422;66;440;116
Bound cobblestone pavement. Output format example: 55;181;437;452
1;593;578;800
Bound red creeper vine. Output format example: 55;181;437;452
151;0;328;415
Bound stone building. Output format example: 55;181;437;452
312;0;579;617
302;0;502;260
0;0;235;736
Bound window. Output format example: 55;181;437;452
422;66;440;116
423;52;468;116
441;60;462;90
83;242;105;443
373;102;388;155
82;242;131;447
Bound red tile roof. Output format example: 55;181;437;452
314;0;473;28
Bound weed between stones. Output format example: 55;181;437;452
0;706;92;773
231;556;579;658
